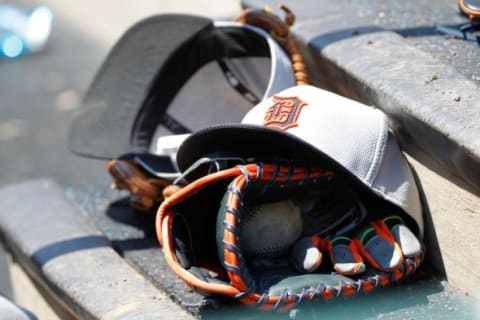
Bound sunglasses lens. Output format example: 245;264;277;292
460;0;480;19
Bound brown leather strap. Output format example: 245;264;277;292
235;4;310;85
107;159;175;211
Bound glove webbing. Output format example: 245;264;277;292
220;164;423;312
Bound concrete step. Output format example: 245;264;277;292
0;179;194;320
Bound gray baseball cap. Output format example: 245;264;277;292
176;85;424;235
68;14;296;160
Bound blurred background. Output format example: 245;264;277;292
0;1;240;317
0;0;241;188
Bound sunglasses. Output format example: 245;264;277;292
436;0;480;43
459;0;480;21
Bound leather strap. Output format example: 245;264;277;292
107;159;171;211
235;5;309;85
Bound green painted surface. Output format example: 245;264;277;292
203;280;479;319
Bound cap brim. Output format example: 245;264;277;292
68;15;296;160
176;124;349;180
68;15;214;159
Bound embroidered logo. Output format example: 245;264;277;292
263;95;307;130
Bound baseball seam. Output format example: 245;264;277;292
246;242;293;257
242;205;259;225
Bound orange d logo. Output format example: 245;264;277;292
263;95;307;130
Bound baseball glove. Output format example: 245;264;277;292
156;161;424;312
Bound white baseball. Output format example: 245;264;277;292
240;200;303;258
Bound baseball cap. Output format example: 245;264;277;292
176;85;424;235
68;14;296;160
